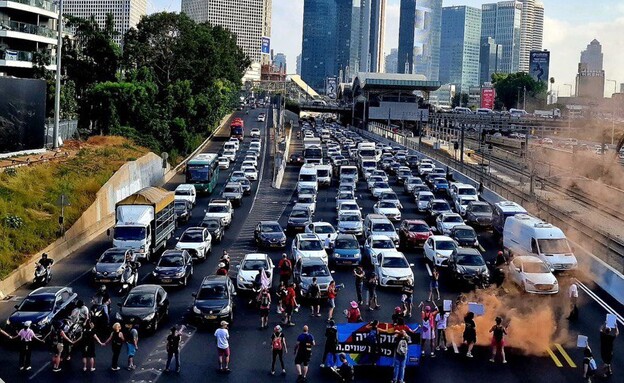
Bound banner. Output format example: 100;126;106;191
481;88;495;109
324;322;421;367
261;37;270;55
326;77;337;99
529;50;550;84
368;101;429;122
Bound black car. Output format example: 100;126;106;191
464;201;493;229
6;287;78;334
152;250;194;286
290;153;305;165
115;285;169;334
200;217;224;243
406;155;420;168
191;276;236;325
448;248;489;289
427;199;453;219
255;221;287;248
221;182;244;207
174;200;192;224
286;206;312;233
449;225;480;248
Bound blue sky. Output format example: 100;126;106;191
149;0;624;96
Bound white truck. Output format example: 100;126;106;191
534;108;561;118
113;187;176;261
303;136;321;149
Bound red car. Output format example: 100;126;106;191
399;219;432;249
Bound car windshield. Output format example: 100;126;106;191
180;231;204;242
456;253;485;266
197;285;227;300
242;260;269;271
207;206;228;213
244;168;255;173
317;169;330;177
299;197;314;203
315;225;335;234
379;202;397;208
262;224;282;233
175;189;192;196
454;229;475;238
373;223;394;232
299;174;317;182
337;193;354;199
382;256;409;268
124;293;155;308
459;189;477;196
436;241;456;251
470;204;492;213
381;193;398;200
174;201;188;210
374;182;389;188
443;216;463;223
186;165;209;182
160;255;184;267
202;220;220;230
291;210;309;218
340;214;360;222
419;194;434;201
372;239;394;248
408;223;429;232
99;252;125;263
113;226;146;241
342;168;357;175
301;264;330;277
300;240;323;251
341;204;358;211
432;202;450;210
538;238;571;254
19;296;55;312
335;238;359;249
224;187;239;193
523;262;551;273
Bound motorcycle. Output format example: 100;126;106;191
119;263;140;295
90;297;110;334
33;264;51;285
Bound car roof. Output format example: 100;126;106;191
402;219;428;224
440;213;461;218
369;234;393;240
514;255;545;264
431;235;454;241
30;286;66;296
431;199;449;203
162;249;186;257
183;227;206;233
242;253;269;261
451;225;474;231
129;284;160;293
299;257;327;265
455;247;482;256
103;247;131;255
296;233;320;240
200;275;230;286
378;250;405;258
175;184;195;191
335;233;358;240
259;220;281;226
311;221;332;226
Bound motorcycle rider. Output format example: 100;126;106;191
120;253;139;293
220;251;230;272
70;300;90;325
93;285;112;321
36;253;54;282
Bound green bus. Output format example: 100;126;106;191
185;153;220;194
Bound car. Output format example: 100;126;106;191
454;196;474;216
191;276;236;325
235;253;274;291
332;234;362;266
371;182;392;198
238;177;252;195
226;138;240;150
337;201;361;216
290;153;305;165
448;248;489;289
419;163;434;175
427;199;453;219
367;176;386;190
242;165;258;181
379;191;403;209
93;248;136;284
373;201;402;222
411;184;431;197
175;227;212;261
174;184;197;206
243;156;258;168
294;257;334;298
218;157;230;169
423;235;457;267
371;169;389;182
291;233;328;264
174;200;193;224
335;190;357;210
432;178;449;193
249;142;262;153
337;211;363;236
115;285;169;334
199;217;224;243
221;182;244;207
399;219;432;249
415;191;435;212
257;114;266;122
250;128;261;138
507;256;559;294
396;167;412;184
152;249;194;286
230;171;248;184
299;185;318;197
287;204;313;233
436;213;465;235
204;199;234;227
6;287;78;334
464;201;493;228
373;251;414;287
254;221;287;248
362;235;397;266
449;225;479;248
364;214;399;245
305;222;338;245
222;149;236;162
403;176;423;194
297;193;317;215
337;183;356;194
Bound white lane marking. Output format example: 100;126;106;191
248;109;270;212
28;361;50;380
425;263;432;277
576;279;624;325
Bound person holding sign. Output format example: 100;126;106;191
582;346;598;382
600;321;619;376
419;302;439;358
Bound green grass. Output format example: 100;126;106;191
0;137;148;279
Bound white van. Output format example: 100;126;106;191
316;164;332;187
339;165;359;183
509;108;529;117
360;159;377;178
298;164;318;192
503;214;578;271
223;142;238;153
492;201;527;235
453;107;473;114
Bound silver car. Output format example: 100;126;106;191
294;257;334;298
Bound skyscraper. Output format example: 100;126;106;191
480;1;522;75
301;0;339;91
63;0;148;46
273;53;287;72
576;39;605;99
518;0;544;72
296;54;302;75
439;6;482;94
369;0;386;72
480;37;502;84
385;48;399;74
397;0;442;81
347;0;386;75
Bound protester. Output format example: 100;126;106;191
308;277;322;317
600;322;619;376
93;285;111;321
567;282;579;320
582;346;598;383
259;288;272;329
346;301;362;323
392;330;409;383
283;283;297;326
215;321;231;372
320;320;338;368
366;271;380;310
327;281;337;321
463;312;477;358
76;320;105;372
401;281;414;317
333;353;354;382
392;306;405;325
420;303;438;357
276;281;287;314
124;323;139;370
435;309;449;351
220;251;230;271
353;266;365;305
103;322;124;371
366;320;383;366
70;300;89;325
278;253;293;285
324;234;333;251
489;317;508;363
165;326;182;373
270;325;287;375
48;321;74;372
294;325;315;382
216;262;228;276
428;267;441;301
17;321;43;371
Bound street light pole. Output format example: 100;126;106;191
607;79;617;145
53;0;63;149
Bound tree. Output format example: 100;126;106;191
491;72;547;110
451;92;469;108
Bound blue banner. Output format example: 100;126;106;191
261;37;270;55
323;322;421;367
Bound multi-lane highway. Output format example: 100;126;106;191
0;110;622;383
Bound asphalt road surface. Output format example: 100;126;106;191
0;111;622;383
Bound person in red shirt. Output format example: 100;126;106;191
346;301;362;323
277;253;292;285
283;283;298;326
216;262;228;276
327;281;337;321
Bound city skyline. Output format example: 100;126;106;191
152;0;624;96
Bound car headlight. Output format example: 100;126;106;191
115;312;122;320
143;313;155;321
238;276;245;283
116;268;124;275
38;317;50;326
220;306;231;315
92;267;96;273
435;252;446;259
6;319;11;325
193;306;201;314
175;271;186;277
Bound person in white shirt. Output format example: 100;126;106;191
568;283;579;320
214;321;230;372
435;310;450;351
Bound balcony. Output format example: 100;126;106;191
0;18;57;43
2;0;58;18
0;48;56;70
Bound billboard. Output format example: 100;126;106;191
529;50;550;84
481;88;495;109
322;322;421;367
368;101;429;122
261;37;270;55
326;77;337;99
0;77;46;154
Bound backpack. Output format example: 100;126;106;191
347;308;360;322
396;339;408;357
280;259;292;273
272;334;283;350
308;284;320;299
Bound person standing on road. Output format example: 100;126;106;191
48;321;74;372
366;272;380;311
165;326;182;373
567;283;579;320
428;267;441;301
489;317;508;363
401;281;414;317
294;325;315;382
346;301;362;323
259;288;272;329
283;283;297;326
600;322;619;376
270;325;287;375
214;321;231;373
278;253;293;285
277;281;287;314
391;330;409;383
353;266;365;305
320;320;338;368
76;320;105;372
333;353;354;382
17;321;43;371
463;312;477;358
124;323;139;370
327;281;337;321
435;309;449;351
582;346;598;383
103;322;124;371
419;303;438;358
307;277;322;317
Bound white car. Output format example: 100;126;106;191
250;128;261;138
250;142;262;152
257;114;266;122
297;194;317;215
379;192;403;209
370;170;388;182
204;199;234;227
371;182;392;198
364;235;398;264
337;211;363;236
367;176;386;190
290;233;328;264
423;235;457;267
415;191;435;211
227;138;240;151
337;201;361;216
436;213;465;235
454;196;475;216
218;157;230;169
373;201;402;222
223;149;236;162
373;251;414;287
242;165;258;181
236;253;274;291
174;184;197;206
243;157;258;168
419;163;434;175
335;191;357;210
304;222;337;245
507;256;559;294
175;227;212;260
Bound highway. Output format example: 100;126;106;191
0;111;622;383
